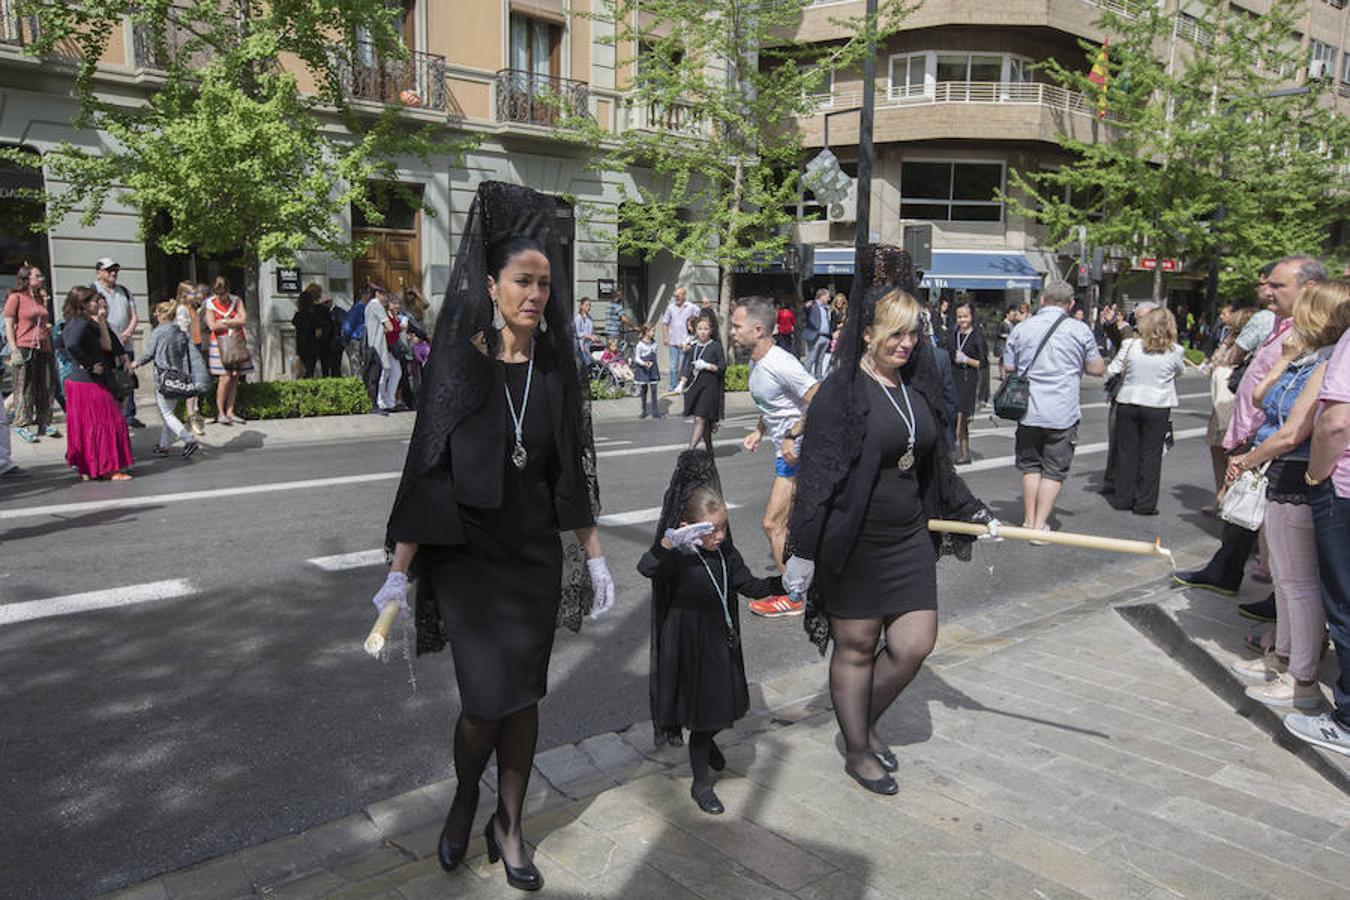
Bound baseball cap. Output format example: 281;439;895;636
94;257;121;271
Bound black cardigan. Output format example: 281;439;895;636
788;368;983;573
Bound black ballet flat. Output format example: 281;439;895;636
709;740;726;772
845;765;899;796
484;816;543;892
873;749;899;773
691;783;725;815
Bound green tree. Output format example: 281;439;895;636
2;0;473;365
570;0;914;322
1004;0;1348;305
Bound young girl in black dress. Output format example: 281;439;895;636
638;451;782;815
680;312;726;452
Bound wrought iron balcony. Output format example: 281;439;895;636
494;69;590;126
337;41;449;112
1;1;39;46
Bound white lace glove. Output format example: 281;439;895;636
371;570;410;616
783;556;815;598
692;359;711;372
587;556;615;619
955;350;970;365
664;522;714;554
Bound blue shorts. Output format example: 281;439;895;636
775;456;800;479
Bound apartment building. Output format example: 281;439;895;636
0;1;717;379
790;0;1350;313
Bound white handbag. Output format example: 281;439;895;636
1219;462;1270;532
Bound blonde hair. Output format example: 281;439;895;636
681;485;726;523
1137;308;1177;354
155;299;179;323
864;289;922;365
175;281;195;305
1293;279;1350;351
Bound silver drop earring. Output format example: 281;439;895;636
538;316;548;334
492;303;505;330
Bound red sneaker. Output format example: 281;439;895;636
748;595;804;618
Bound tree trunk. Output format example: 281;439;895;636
243;252;268;379
718;156;745;328
1151;262;1165;307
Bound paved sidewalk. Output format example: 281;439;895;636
106;546;1350;900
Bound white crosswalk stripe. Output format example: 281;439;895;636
956;426;1207;473
307;550;387;571
0;579;197;626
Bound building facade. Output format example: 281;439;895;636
789;0;1350;318
0;0;719;380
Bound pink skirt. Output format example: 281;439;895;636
64;379;134;478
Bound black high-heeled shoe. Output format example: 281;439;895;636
484;815;543;892
873;749;898;772
438;789;478;872
845;764;899;796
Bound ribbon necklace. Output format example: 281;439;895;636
503;339;535;470
695;547;738;649
868;368;918;470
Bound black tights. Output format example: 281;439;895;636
688;729;720;787
828;611;937;779
442;705;539;867
688;415;714;453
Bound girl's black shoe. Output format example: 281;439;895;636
484;816;543;892
873;749;898;772
845;765;898;796
691;783;725;815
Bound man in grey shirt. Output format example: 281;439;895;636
93;258;144;428
1003;280;1106;535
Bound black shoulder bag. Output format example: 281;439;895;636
993;313;1068;422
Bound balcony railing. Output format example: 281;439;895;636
494;69;590;126
1;1;38;46
336;41;449;112
621;98;703;135
1078;0;1157;19
819;81;1108;119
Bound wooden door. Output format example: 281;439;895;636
352;229;421;296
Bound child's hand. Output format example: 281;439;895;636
664;522;715;553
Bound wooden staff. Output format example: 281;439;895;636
364;602;403;657
928;519;1174;563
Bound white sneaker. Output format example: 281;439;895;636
1283;713;1350;757
1230;654;1286;682
1245;673;1322;710
1028;525;1052;547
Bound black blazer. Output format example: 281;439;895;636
788;369;981;573
386;351;595;547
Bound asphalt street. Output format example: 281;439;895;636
0;372;1223;898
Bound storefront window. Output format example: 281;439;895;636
900;160;1004;223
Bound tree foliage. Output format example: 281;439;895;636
1004;0;1349;303
2;1;472;311
571;0;915;316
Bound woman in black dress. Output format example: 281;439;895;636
681;311;725;452
373;183;615;893
945;300;986;464
785;283;990;796
639;450;783;815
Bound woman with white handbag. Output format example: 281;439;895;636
1224;280;1350;710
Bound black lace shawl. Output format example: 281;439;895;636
644;450;723;746
789;245;991;654
385;181;601;654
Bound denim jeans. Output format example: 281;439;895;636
1311;482;1350;725
804;336;830;378
668;345;685;389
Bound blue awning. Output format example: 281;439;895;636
810;247;1042;291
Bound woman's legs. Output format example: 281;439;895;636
868;610;938;753
688;729;719;787
154;392;191;448
649;383;662;418
688;415;706;450
215;372;233;420
956;412;971;463
1132;407;1170;514
828;616;885;779
1265;501;1325;682
1112;404;1143;510
443;712;499;849
492;703;540;868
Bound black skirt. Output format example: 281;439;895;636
655;607;749;731
953;367;980;417
682;372;722;421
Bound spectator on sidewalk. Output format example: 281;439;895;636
1204;305;1255;499
1225;279;1348;711
204;276;252;426
634;324;662;419
662;288;698;390
319;294;344;377
92;258;144;429
573;296;599;368
292;283;324;379
173;281;209;437
801;288;833;378
137;300;201;459
364;283;399;415
1174;256;1326;599
774;297;796;354
1286;290;1350;756
1003;280;1105;538
60;286;134;481
341;290;368;378
1099;301;1154;496
946;300;986;465
1106;308;1187;516
4;264;57;443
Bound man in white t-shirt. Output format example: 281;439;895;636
363;284;399;414
731;295;819;617
661;288;699;390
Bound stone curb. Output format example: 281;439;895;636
1117;600;1350;797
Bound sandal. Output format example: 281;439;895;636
109;472;133;481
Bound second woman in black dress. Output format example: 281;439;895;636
681;311;726;453
945;300;986;464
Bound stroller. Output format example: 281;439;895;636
588;344;639;396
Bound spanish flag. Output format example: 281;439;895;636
1089;41;1109;118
